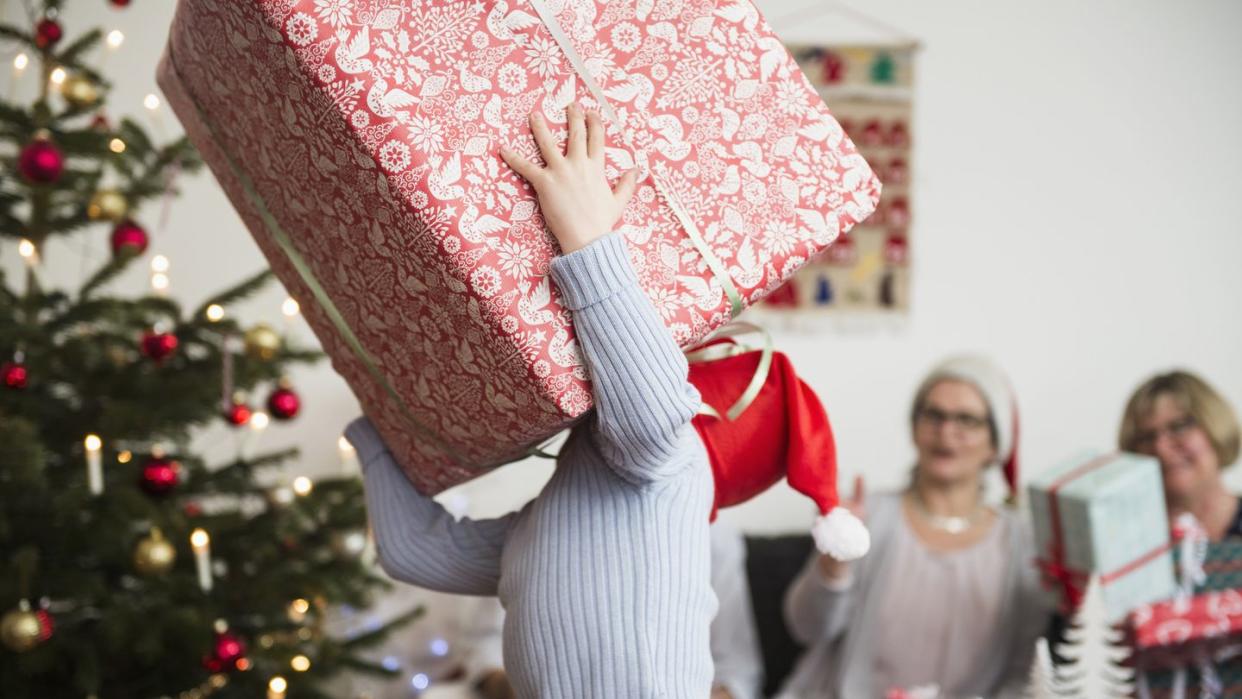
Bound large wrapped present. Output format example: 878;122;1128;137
157;0;880;492
1028;451;1176;621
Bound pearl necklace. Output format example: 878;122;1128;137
909;491;987;534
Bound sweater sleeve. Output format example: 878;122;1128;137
782;552;857;645
346;418;516;596
549;233;702;485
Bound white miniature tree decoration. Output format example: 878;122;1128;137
1055;575;1135;697
1026;637;1073;698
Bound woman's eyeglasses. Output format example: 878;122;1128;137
1133;416;1198;452
915;407;990;432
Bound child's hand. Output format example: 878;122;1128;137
500;103;639;254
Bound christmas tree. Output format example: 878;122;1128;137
0;2;416;697
1055;576;1135;698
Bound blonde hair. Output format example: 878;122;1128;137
1119;370;1240;468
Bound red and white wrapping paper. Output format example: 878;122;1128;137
157;0;880;491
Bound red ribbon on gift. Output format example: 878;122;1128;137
1036;452;1172;612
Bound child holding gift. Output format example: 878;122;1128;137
347;103;714;698
347;104;867;698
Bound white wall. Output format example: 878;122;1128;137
6;0;1242;535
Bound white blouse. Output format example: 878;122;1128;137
871;509;1010;697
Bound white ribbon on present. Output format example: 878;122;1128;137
1171;513;1215;699
525;0;745;318
1176;512;1210;606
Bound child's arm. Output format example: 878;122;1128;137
549;235;701;483
502;105;700;485
346;418;516;595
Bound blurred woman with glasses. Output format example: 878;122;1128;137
1119;371;1241;540
1118;374;1242;694
776;356;1052;699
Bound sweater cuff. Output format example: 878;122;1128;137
344;417;388;469
549;233;639;311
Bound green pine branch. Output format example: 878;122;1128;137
77;253;137;300
0;100;34;130
56;29;103;66
0;24;31;46
191;270;274;318
116;118;154;158
54;129;112;154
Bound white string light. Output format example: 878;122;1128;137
18;239;38;267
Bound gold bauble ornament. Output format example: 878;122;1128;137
61;74;100;108
243;323;282;361
87;189;129;222
0;602;43;652
134;527;177;576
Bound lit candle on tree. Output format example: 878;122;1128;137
84;434;103;495
338;436;358;474
10;53;28;100
190;529;212;592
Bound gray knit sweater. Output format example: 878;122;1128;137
345;233;716;698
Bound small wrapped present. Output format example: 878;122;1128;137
1129;516;1242;697
157;0;880;492
1028;451;1176;621
1128;589;1242;670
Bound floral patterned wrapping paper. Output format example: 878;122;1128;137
158;0;880;492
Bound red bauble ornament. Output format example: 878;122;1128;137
109;0;132;6
2;362;28;390
35;610;54;642
110;220;149;256
139;456;181;495
19;138;65;184
140;331;178;362
223;401;252;427
203;630;247;673
266;385;301;421
34;18;63;49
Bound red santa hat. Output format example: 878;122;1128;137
686;332;870;561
